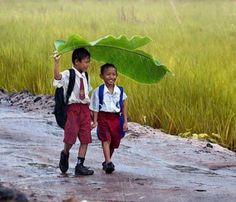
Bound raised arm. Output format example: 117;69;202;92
53;52;62;80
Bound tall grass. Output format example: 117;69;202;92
0;0;235;151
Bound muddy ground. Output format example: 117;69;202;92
0;90;236;202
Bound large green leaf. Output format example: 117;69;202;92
54;34;170;83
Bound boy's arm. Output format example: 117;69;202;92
91;111;98;129
53;52;62;80
89;89;99;129
122;100;128;131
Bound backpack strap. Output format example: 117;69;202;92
65;69;76;104
118;86;124;113
85;71;90;91
98;84;105;111
85;71;88;83
117;86;125;138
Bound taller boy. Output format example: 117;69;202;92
53;48;94;175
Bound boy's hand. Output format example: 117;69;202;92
53;51;61;62
91;121;97;129
123;122;128;132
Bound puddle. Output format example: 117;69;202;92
28;163;56;169
168;165;217;176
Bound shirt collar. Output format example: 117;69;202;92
104;84;119;95
72;66;86;78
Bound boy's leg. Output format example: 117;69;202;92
78;143;88;157
64;143;72;154
76;143;89;167
97;112;117;174
75;143;94;175
102;141;115;174
75;104;93;176
110;144;114;158
102;141;111;162
102;114;121;174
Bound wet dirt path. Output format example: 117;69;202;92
0;105;236;202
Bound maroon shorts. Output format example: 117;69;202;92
64;103;92;145
97;112;121;149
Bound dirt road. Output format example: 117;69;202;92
0;92;236;201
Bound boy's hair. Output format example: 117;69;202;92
100;63;117;75
72;48;90;64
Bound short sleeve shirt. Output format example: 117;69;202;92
89;84;127;113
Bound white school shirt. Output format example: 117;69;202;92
89;84;127;113
53;67;92;104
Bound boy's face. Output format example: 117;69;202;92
100;67;117;86
74;57;90;72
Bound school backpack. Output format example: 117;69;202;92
53;69;75;129
98;84;126;138
53;69;88;129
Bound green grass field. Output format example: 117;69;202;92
0;0;235;151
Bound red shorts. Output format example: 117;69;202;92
97;112;121;149
64;103;92;145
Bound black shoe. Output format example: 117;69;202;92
103;162;115;174
75;164;94;176
59;150;69;173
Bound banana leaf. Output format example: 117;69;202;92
54;34;170;84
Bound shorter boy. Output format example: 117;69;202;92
90;63;128;174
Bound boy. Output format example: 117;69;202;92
90;63;128;174
53;48;94;176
